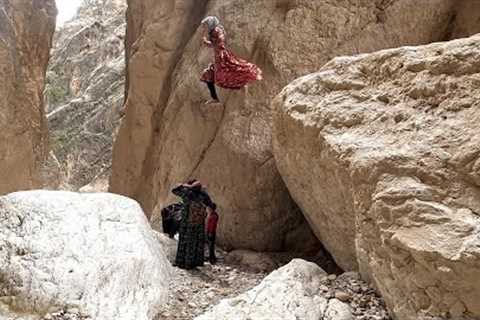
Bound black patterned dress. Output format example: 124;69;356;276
172;185;214;269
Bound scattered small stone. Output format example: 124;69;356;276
154;245;391;320
327;274;337;281
335;290;351;302
154;248;266;320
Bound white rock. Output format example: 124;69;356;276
324;299;354;320
0;191;171;320
195;259;329;320
155;231;177;263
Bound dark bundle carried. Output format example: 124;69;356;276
161;202;184;238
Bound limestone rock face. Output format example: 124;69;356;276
110;0;475;251
46;0;126;190
272;34;480;319
0;0;56;194
449;1;480;39
0;191;171;320
195;259;353;320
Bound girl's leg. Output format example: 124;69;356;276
206;81;219;101
208;233;216;264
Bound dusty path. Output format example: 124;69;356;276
155;259;266;320
154;234;391;320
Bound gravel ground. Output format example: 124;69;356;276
154;247;392;320
40;245;392;320
155;256;266;320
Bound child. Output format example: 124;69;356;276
206;203;219;264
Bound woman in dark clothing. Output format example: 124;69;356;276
172;180;214;269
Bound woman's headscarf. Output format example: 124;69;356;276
201;16;225;40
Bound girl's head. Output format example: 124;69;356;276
201;16;221;34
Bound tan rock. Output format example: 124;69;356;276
0;0;56;194
272;34;480;319
449;0;480;39
110;0;479;251
335;291;352;302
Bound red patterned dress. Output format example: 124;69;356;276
201;27;262;89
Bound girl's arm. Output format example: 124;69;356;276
203;36;213;47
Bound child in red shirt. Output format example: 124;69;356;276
206;203;219;264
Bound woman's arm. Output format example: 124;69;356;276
172;184;189;198
201;191;215;210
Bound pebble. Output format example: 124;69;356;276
327;274;337;281
335;291;352;302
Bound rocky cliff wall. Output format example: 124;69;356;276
46;0;126;190
0;0;56;194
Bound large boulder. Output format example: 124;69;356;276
195;259;353;320
110;0;477;251
0;191;171;320
0;0;56;194
272;34;480;319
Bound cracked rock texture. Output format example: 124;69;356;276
0;0;56;194
46;0;126;190
0;191;171;320
195;259;353;320
272;34;480;320
110;0;478;251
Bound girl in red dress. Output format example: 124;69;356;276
200;16;263;104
